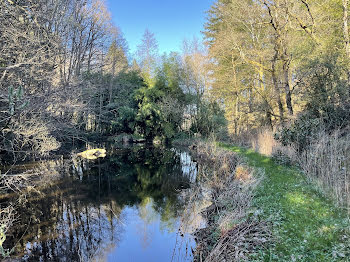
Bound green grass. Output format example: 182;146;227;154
219;143;350;262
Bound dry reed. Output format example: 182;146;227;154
188;141;269;262
247;128;350;209
300;131;350;209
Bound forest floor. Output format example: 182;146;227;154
219;143;350;262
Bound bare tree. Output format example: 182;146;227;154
136;29;159;84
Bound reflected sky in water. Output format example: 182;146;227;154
4;146;200;262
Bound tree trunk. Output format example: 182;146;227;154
343;0;350;94
272;54;284;123
283;59;293;116
266;110;273;130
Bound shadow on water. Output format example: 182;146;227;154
2;145;200;262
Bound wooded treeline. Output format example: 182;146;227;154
0;0;226;162
204;0;350;211
0;0;126;159
204;0;350;143
3;0;350;159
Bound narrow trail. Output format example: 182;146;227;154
220;143;350;262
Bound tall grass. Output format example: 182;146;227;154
301;131;350;209
251;129;278;156
246;128;350;210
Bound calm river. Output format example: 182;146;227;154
2;145;206;262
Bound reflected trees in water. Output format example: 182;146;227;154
3;147;195;261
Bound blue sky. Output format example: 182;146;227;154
106;0;214;55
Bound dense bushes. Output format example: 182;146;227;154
274;114;321;152
190;100;228;138
275;56;350;153
106;53;228;143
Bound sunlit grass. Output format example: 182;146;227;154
219;143;350;262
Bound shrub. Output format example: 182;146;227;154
191;100;228;138
275;55;350;153
274;113;322;152
271;149;293;166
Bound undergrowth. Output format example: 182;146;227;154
188;141;270;261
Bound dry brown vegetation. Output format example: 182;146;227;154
243;128;350;210
300;131;350;208
186;141;269;262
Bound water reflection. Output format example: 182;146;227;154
3;146;197;262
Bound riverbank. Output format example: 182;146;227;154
188;141;270;261
218;143;350;261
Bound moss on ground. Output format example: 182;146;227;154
219;143;350;262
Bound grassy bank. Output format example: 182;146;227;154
219;143;350;261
